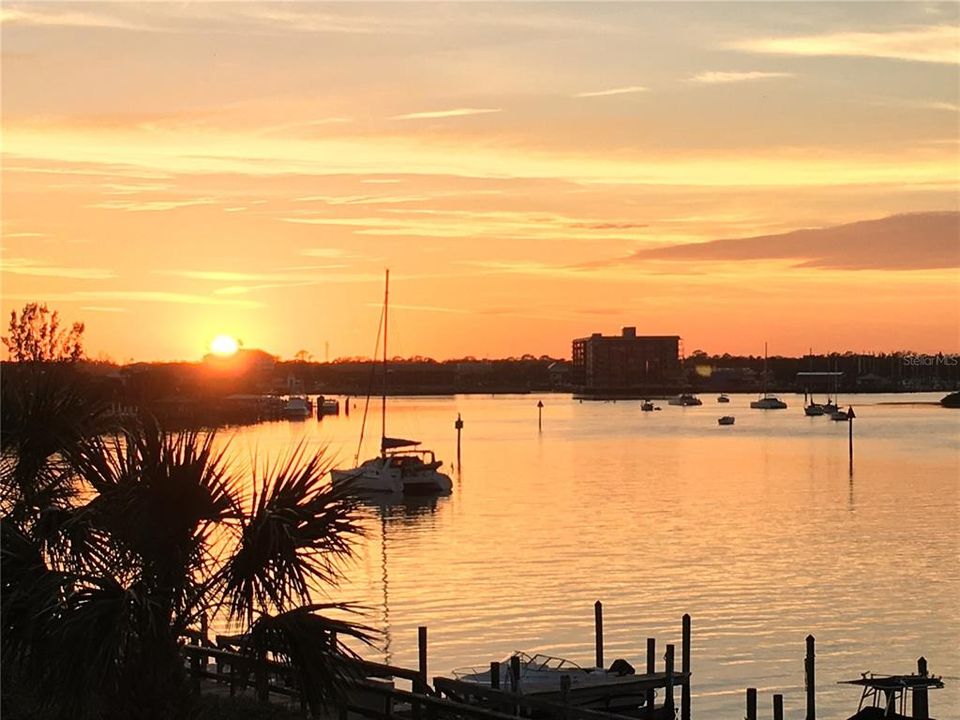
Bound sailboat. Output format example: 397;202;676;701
750;343;788;409
330;271;453;496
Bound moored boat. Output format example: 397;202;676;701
331;270;452;497
718;416;735;426
668;394;702;406
940;391;960;408
282;396;311;419
717;393;730;403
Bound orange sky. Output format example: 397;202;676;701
2;2;958;361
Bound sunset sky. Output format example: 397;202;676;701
2;2;958;362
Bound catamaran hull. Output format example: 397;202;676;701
331;467;452;496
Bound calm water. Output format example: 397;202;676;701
221;393;960;718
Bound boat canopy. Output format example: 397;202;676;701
381;436;422;451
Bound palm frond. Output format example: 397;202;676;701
219;444;363;624
242;604;378;713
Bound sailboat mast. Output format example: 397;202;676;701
381;269;389;449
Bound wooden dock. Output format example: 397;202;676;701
180;602;693;720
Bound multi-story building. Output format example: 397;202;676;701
571;327;680;391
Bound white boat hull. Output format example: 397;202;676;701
332;457;452;496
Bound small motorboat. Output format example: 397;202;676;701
282;396;311;419
668;394;702;406
317;395;340;416
641;400;655;412
454;652;659;714
718;416;735;426
717;393;730;403
940;391;960;408
840;663;944;720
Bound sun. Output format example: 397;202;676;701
210;334;240;357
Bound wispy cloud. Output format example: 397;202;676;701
89;198;217;212
734;25;959;65
687;71;794;85
2;290;262;308
2;257;115;280
80;305;129;313
574;86;647;98
391;108;501;121
590;212;960;271
0;6;150;31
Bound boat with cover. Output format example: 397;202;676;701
668;394;702;406
453;652;662;714
282;396;312;419
718;416;735;425
750;343;788;409
717;393;730;403
330;271;452;496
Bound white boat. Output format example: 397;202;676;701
454;652;653;711
750;343;788;410
317;396;340;416
331;270;452;497
668;394;702;406
718;416;735;425
282;396;311;419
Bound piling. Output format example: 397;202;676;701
560;674;571;705
848;406;856;475
914;657;929;720
537;400;544;431
681;614;692;720
490;661;500;690
418;626;428;694
665;644;675;717
510;654;521;693
773;694;784;720
594;601;604;669
645;638;656;719
745;688;757;720
805;634;816;720
455;414;464;467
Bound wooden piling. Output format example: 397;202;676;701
455;414;464;468
560;674;571;705
490;661;500;690
773;694;784;720
745;688;757;720
645;638;656;720
537;400;544;431
681;614;692;720
594;600;604;669
913;657;929;720
418;626;428;694
805;634;816;720
665;644;675;717
511;655;521;693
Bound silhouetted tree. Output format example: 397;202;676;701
1;372;373;720
2;303;85;362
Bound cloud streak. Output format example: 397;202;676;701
687;71;794;84
2;257;115;280
734;25;959;65
574;86;647;98
595;212;960;271
391;108;502;121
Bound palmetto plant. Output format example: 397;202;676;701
1;368;373;719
